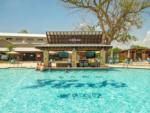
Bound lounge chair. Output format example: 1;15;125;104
10;59;16;64
125;58;132;64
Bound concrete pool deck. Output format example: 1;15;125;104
0;61;37;69
0;61;150;69
107;62;150;69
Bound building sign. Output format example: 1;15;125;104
69;38;81;42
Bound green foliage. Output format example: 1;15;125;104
113;48;122;54
19;29;28;33
114;32;137;43
6;44;14;52
131;45;148;49
108;47;122;58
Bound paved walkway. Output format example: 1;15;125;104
0;61;37;68
107;62;150;69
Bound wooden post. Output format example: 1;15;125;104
72;49;77;67
111;49;113;58
133;51;136;61
127;50;131;59
96;51;101;67
142;50;146;60
43;49;49;67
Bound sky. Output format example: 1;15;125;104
0;0;150;42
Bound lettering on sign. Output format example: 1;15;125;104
69;38;81;42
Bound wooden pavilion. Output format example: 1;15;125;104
36;31;112;67
119;48;150;61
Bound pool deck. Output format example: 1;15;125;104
0;61;150;69
0;61;37;69
107;62;150;69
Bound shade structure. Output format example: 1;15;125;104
85;51;96;58
7;51;19;55
58;51;69;58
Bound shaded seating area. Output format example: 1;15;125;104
77;51;100;67
48;51;72;67
119;48;150;62
79;59;88;67
6;51;19;64
47;51;101;68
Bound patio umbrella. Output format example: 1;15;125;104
6;51;19;61
86;51;96;58
7;51;19;55
58;51;69;58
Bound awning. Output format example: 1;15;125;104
14;47;42;52
0;47;42;52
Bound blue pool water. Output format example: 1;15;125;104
0;68;150;113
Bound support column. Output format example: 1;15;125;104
96;51;101;67
133;51;136;61
142;51;146;60
100;49;106;65
110;49;113;58
43;49;49;67
72;49;77;67
127;50;131;59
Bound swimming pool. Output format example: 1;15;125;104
0;68;150;113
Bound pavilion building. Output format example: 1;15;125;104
119;48;150;61
36;31;112;67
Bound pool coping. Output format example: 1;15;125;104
47;67;112;70
0;66;150;71
107;64;150;70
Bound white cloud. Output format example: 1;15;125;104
79;22;88;28
144;30;150;41
136;30;150;48
111;41;133;49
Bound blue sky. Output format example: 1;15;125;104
0;0;150;41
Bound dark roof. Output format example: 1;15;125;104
46;31;102;36
0;39;13;47
120;48;150;52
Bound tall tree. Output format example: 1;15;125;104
60;0;150;44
